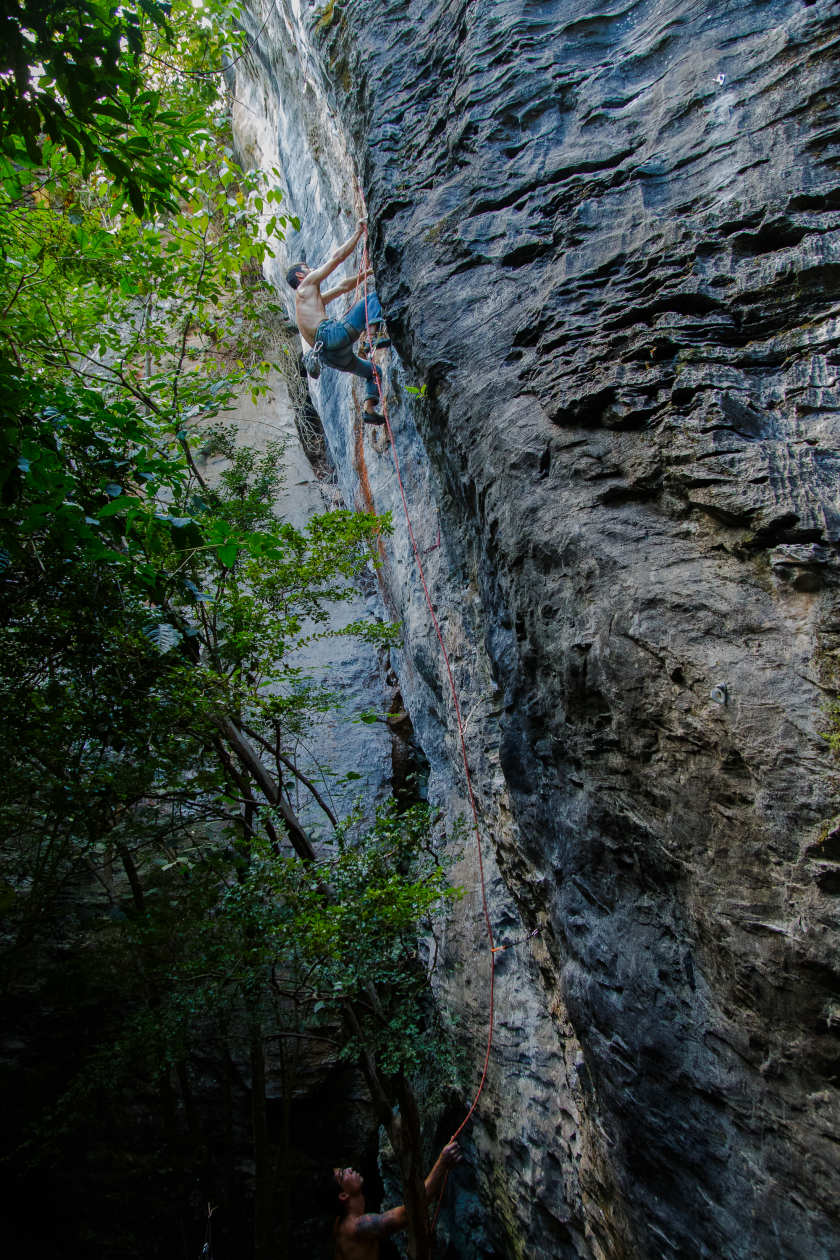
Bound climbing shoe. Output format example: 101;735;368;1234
361;324;392;352
363;410;387;426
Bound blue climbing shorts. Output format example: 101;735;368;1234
317;293;384;402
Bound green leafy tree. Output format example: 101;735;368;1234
0;398;409;1259
0;5;463;1258
0;0;247;213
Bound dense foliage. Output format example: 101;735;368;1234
0;0;241;213
0;5;460;1258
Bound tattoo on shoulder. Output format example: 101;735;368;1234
354;1213;392;1239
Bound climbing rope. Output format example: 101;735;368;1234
357;228;496;1228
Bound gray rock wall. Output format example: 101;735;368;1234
232;3;840;1258
230;12;599;1259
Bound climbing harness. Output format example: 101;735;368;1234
358;226;497;1231
302;339;324;379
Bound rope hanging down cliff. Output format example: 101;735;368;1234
357;228;496;1217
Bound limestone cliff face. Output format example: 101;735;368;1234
231;3;840;1257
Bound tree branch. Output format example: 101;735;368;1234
239;721;337;827
341;1000;393;1130
216;718;317;863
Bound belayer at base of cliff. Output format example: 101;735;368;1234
317;1141;462;1259
287;218;391;425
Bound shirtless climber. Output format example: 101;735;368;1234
286;218;389;425
318;1140;462;1260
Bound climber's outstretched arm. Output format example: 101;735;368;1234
306;219;366;288
423;1142;462;1202
322;268;374;305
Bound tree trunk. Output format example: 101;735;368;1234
341;1003;433;1260
388;1074;433;1260
274;1033;300;1260
217;719;317;862
160;1067;193;1260
118;843;147;913
175;1059;215;1207
123;851;194;1257
250;1039;275;1260
223;1046;238;1256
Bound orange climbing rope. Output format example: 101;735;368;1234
357;228;496;1225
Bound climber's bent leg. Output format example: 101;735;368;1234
344;354;385;425
341;292;383;336
361;367;386;425
316;299;387;423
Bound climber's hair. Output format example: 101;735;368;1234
286;262;306;289
316;1168;346;1217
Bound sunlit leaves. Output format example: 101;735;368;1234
144;621;182;652
0;0;252;215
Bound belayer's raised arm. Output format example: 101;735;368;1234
318;1141;463;1259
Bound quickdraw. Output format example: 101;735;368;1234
491;926;541;955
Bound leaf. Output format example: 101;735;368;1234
217;543;239;568
105;483;123;497
184;579;212;603
97;497;131;518
144;622;182;653
171;520;203;550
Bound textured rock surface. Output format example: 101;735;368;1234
230;16;595;1260
232;2;840;1257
